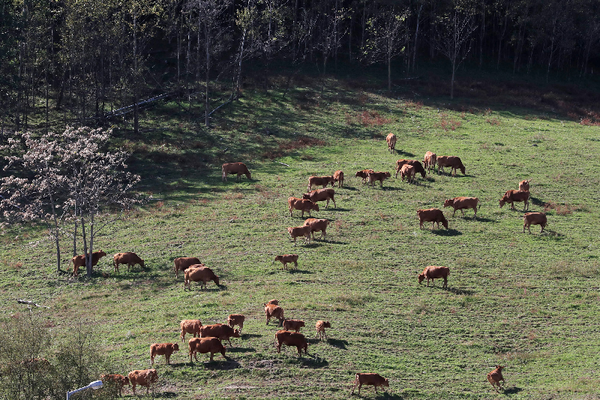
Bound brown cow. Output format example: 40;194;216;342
222;162;251;182
417;208;449;229
188;337;227;362
150;343;179;365
128;369;158;396
71;250;106;276
288;197;319;217
283;319;305;332
418;266;450;288
499;189;530;211
303;218;329;240
265;303;285;326
519;179;531;191
184;265;220;290
180;319;202;342
227;314;245;333
113;252;144;273
100;374;130;397
437;155;466;176
386;133;397;152
333;170;344;187
400;164;415;183
523;212;547;233
315;320;331;341
287;225;312;246
443;197;479;218
275;330;308;355
200;323;241;347
487;365;505;393
303;188;336;208
265;299;279;305
355;169;374;184
367;171;391;187
423;151;437;172
173;257;201;279
307;175;335;191
395;159;426;179
274;254;299;270
351;373;389;395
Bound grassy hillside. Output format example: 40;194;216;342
2;75;600;399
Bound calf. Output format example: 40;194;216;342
113;252;144;273
423;151;437;172
150;343;179;365
417;208;448;230
184;265;220;290
333;170;344;187
173;257;201;279
386;133;397;152
283;319;305;332
418;266;450;288
523;212;547;233
100;374;129;397
443;197;479;218
275;330;308;355
265;299;279;305
367;171;391;187
222;162;251;182
287;225;312;246
303;218;329;240
71;250;106;276
180;319;202;342
227;314;245;333
265;303;285;326
188;337;226;362
303;188;336;208
351;373;389;395
288;197;320;217
499;189;529;211
307;175;335;191
274;254;299;270
519;179;531;191
400;164;416;183
437;155;466;176
200;323;241;347
128;369;158;396
315;320;331;341
487;365;505;393
395;159;426;179
355;169;374;184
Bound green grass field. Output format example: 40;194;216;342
2;76;600;399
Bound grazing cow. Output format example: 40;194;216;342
423;151;437;172
487;365;505;393
71;250;106;276
287;225;312;246
519;179;531;192
128;369;158;396
173;257;201;279
275;330;308;355
400;164;416;183
265;299;279;305
265;303;285;326
417;208;448;230
333;170;344;187
395;159;426;179
227;314;245;333
221;162;251;182
150;343;179;365
200;323;241;347
499;189;530;211
100;374;129;397
274;254;299;270
351;373;389;395
113;252;144;273
184;266;220;290
418;266;450;288
180;319;202;342
303;188;336;208
355;169;374;184
443;197;479;218
367;171;391;187
315;320;331;341
307;175;335;191
288;197;319;218
437;155;466;176
283;319;305;332
523;212;547;233
386;133;397;153
188;337;226;362
303;218;329;240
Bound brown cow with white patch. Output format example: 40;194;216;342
418;266;450;288
367;171;391;187
315;320;331;340
188;337;226;362
437;155;466;176
227;314;245;333
307;175;335;191
288;197;319;218
400;164;415;183
303;218;329;240
283;319;305;332
355;169;374;184
487;365;505;393
71;250;106;276
265;303;285;326
113;252;144;273
275;330;308;355
395;159;426;179
519;179;531;192
173;257;201;279
417;208;449;229
128;369;158;396
180;319;202;342
386;133;397;153
523;212;547;233
303;188;336;208
184;265;220;290
274;254;299;270
200;323;241;347
222;162;251;182
333;170;344;187
499;189;529;211
351;373;389;395
287;225;312;246
443;197;479;219
100;374;130;397
423;151;437;172
150;343;179;365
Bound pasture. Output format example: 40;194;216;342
1;78;600;399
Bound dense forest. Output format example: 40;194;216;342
1;0;600;133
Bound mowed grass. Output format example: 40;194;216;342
2;78;600;399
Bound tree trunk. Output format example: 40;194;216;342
412;4;422;72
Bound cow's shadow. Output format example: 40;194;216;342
198;358;240;370
327;338;349;349
289;269;312;274
372;393;405;400
432;229;462;236
471;216;495;223
298;355;328;368
340;185;358;191
503;386;523;395
226;346;256;353
153;392;178;398
242;333;262;339
394;150;415;158
329;207;352;212
530;196;545;206
447;287;475;295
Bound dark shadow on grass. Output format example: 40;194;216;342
200;358;241;370
446;287;475;295
319;240;349;245
298;355;328;368
394;150;415;158
373;393;405;400
471;216;496;223
185;285;226;292
327;207;352;212
530;196;545;207
303;242;323;249
503;386;523;395
227;346;256;353
153;392;178;398
327;338;348;349
431;229;462;236
340;185;359;191
242;333;262;339
289;269;313;274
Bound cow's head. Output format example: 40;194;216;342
418;273;425;284
233;329;241;338
172;343;180;351
213;275;220;286
443;199;454;208
312;203;320;212
441;218;449;229
499;199;506;208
